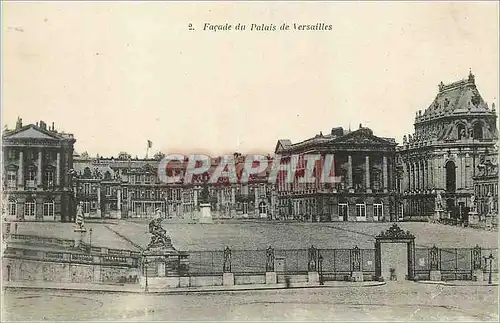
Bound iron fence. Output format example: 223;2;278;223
415;247;498;281
187;247;376;278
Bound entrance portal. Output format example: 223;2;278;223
375;224;415;281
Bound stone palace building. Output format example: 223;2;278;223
2;71;497;223
2;118;76;222
275;125;398;222
71;154;277;220
397;71;498;221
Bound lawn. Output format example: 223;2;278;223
12;220;499;252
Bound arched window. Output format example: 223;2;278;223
445;161;456;192
43;200;55;218
473;123;483;139
457;123;467;140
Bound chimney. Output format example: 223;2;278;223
52;122;55;131
36;122;39;127
40;121;47;130
15;117;22;130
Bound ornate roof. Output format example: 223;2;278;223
418;71;492;122
276;125;396;154
376;224;415;240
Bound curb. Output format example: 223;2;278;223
3;281;386;295
415;281;499;287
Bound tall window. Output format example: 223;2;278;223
243;202;248;214
84;183;91;195
43;200;55;217
373;203;383;221
45;171;54;188
24;200;36;217
259;202;267;214
338;203;348;221
356;203;366;221
8;201;17;217
398;203;404;221
83;201;91;213
7;171;16;188
7;149;17;159
27;169;36;184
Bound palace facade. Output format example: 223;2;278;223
2;118;76;222
397;71;498;221
72;154;277;220
275;125;398;222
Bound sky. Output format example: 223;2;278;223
2;1;499;158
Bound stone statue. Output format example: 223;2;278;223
470;194;476;212
487;192;495;214
75;201;85;230
146;217;172;251
435;192;443;210
403;135;407;144
408;134;413;143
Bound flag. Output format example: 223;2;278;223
147;140;152;149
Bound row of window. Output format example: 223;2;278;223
5;171;56;188
8;200;55;217
6;150;59;161
337;203;383;218
474;182;498;198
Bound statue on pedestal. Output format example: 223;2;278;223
145;216;174;251
74;202;86;231
435;192;443;211
470;194;477;213
487;192;495;215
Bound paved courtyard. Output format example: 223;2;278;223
3;283;498;321
12;220;499;251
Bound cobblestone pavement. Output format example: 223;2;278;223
3;282;498;321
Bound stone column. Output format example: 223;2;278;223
97;186;102;217
56;152;61;186
383;156;388;192
18;151;24;187
365;155;371;192
117;188;121;211
37;150;43;186
347;155;353;189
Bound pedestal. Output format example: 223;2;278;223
223;272;234;286
469;212;479;225
430;270;441;281
351;271;364;282
308;271;319;283
199;203;213;224
265;272;277;284
473;269;484;281
434;209;443;223
73;228;86;248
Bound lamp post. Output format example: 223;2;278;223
144;260;149;292
483;253;494;285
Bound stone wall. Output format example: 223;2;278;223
3;258;137;284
